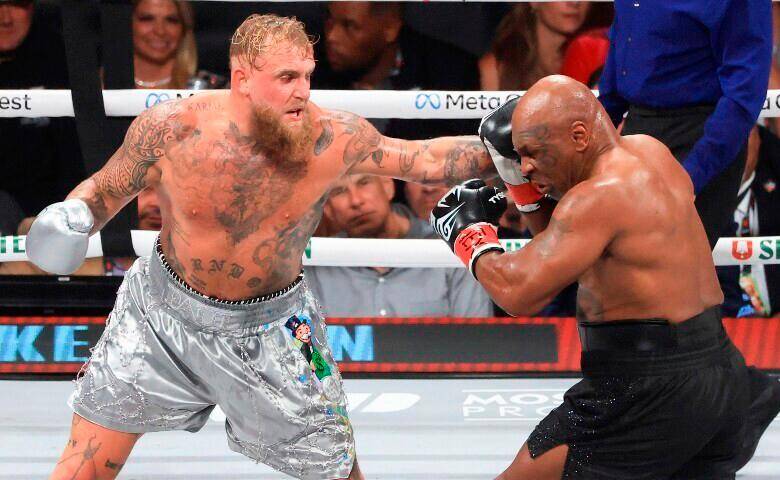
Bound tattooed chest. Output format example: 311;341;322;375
167;198;325;298
168;134;314;245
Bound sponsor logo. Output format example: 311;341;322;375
414;93;441;110
758;239;780;260
433;202;466;241
144;91;196;109
0;236;25;254
145;92;171;108
488;191;506;204
732;239;754;260
761;93;780;113
444;93;521;112
461;390;564;421
0;94;32;111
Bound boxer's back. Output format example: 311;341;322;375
150;93;342;299
576;134;723;323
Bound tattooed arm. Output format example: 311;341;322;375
324;110;497;186
67;104;173;233
474;183;617;316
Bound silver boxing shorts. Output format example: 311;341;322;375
69;243;355;479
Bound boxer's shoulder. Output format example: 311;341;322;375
313;106;382;166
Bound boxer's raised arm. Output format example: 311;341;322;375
25;104;174;274
69;104;171;233
475;184;617;316
326;110;497;185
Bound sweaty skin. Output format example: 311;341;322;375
51;40;495;480
475;75;723;324
67;91;493;301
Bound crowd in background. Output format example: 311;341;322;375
1;0;778;319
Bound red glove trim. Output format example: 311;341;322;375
453;223;504;277
505;182;543;212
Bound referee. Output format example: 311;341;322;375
599;0;772;249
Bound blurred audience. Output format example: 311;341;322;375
307;174;493;317
402;182;450;221
0;0;85;229
103;188;162;276
132;0;225;90
560;27;608;87
313;1;479;139
720;126;780;318
0;191;25;237
480;2;591;90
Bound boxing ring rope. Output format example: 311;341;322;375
0;233;778;268
4;89;780;118
2;88;779;268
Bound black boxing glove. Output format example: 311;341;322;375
479;97;544;212
430;179;507;278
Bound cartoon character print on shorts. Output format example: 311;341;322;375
284;314;340;402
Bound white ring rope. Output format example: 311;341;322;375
0;233;777;268
3;89;780;119
2;87;778;269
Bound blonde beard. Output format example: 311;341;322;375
249;103;314;168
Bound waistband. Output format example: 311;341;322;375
628;103;716;118
147;238;307;332
579;306;737;376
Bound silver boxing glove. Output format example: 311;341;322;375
26;199;94;275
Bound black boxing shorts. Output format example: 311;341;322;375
526;306;763;479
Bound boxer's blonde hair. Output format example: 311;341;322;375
230;14;314;70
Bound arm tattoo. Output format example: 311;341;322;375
398;142;418;175
94;105;175;198
314;118;334;155
343;123;381;165
441;138;490;186
330;111;382;165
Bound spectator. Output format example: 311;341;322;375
720;126;780;318
103;187;162;275
480;2;591;90
599;1;772;248
313;1;479;139
560;27;609;87
306;174;493;317
0;191;25;237
402;182;449;221
132;0;225;89
0;0;85;223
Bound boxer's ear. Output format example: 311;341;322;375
231;65;250;96
571;121;589;152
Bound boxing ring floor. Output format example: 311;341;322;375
1;378;778;479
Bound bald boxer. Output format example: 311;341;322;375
28;14;496;480
431;75;780;479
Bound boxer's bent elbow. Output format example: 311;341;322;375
477;257;547;316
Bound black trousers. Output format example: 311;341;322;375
622;105;747;248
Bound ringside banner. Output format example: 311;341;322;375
4;89;780;119
1;316;778;375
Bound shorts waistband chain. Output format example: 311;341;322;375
155;237;303;306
